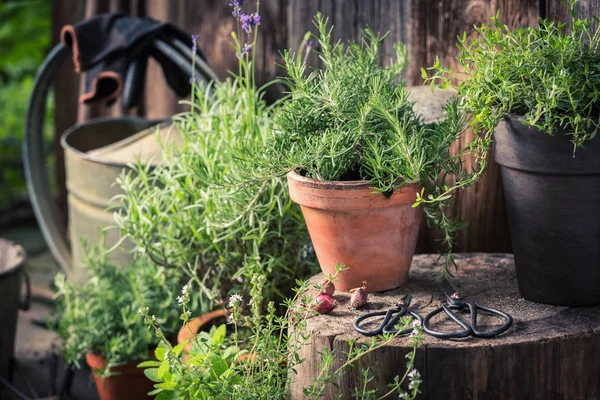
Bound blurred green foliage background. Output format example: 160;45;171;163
0;0;53;208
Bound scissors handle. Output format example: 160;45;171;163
382;310;423;335
470;302;513;338
422;304;473;339
354;310;394;336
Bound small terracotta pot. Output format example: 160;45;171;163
178;309;228;360
287;171;423;292
85;353;154;400
178;310;262;365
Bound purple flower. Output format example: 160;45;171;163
191;34;199;52
306;40;314;48
229;0;244;18
236;43;252;59
189;76;201;85
240;12;261;33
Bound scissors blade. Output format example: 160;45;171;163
397;294;412;308
442;280;460;301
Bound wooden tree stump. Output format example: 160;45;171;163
289;253;600;400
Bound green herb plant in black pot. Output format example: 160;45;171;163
424;0;600;305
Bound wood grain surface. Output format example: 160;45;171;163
289;253;600;400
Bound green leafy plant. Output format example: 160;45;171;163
139;266;423;400
126;4;423;397
53;240;196;378
114;2;316;304
424;0;600;153
237;14;475;277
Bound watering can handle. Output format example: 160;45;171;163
24;40;217;277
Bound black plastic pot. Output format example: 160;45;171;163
493;116;600;306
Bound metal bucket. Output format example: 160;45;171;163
60;118;165;279
0;239;30;381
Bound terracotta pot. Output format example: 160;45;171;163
178;309;228;360
287;171;423;292
85;353;154;400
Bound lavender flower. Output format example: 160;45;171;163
229;0;245;18
236;43;253;59
191;34;199;52
306;40;314;48
189;76;201;85
240;12;261;33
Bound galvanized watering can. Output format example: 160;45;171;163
24;39;216;280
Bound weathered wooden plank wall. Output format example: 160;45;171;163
50;0;594;254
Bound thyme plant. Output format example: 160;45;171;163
53;241;192;378
424;0;600;166
139;268;423;400
239;14;474;277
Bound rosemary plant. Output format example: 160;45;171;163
52;241;191;378
238;14;475;277
424;0;600;161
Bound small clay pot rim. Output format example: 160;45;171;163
85;352;148;376
287;170;380;190
178;309;228;354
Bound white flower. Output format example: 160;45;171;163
408;369;421;390
137;308;143;314
189;363;195;368
177;296;184;305
181;283;191;296
228;294;243;308
412;319;420;328
152;315;156;321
